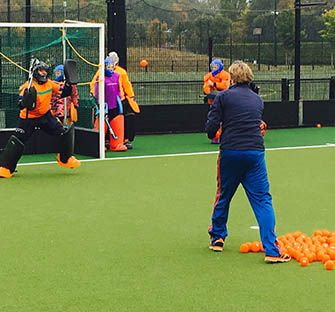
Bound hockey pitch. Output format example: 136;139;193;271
1;127;335;311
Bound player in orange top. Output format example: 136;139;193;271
90;51;139;150
0;60;80;178
203;59;231;144
203;59;230;103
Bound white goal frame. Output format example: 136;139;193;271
0;21;106;159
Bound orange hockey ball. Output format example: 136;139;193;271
299;257;309;267
328;248;335;260
140;59;148;67
240;244;249;253
322;254;331;264
313;229;322;237
251;241;261;253
325;260;334;270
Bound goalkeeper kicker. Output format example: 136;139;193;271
0;59;80;178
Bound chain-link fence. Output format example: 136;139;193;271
1;2;335;130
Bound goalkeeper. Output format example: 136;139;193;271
203;59;230;144
90;51;139;150
205;61;290;263
0;60;80;178
94;58;127;151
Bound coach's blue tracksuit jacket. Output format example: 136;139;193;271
205;83;280;257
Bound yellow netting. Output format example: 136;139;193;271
0;51;29;73
0;26;103;86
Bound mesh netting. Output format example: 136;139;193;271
0;25;100;129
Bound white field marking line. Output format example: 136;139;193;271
17;143;335;167
266;143;335;151
250;226;260;230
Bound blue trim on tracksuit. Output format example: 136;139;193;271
117;96;123;114
209;149;280;257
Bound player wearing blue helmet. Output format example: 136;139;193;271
50;64;79;124
203;59;231;144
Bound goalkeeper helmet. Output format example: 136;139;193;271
32;61;49;84
54;64;64;82
104;58;116;77
210;59;224;76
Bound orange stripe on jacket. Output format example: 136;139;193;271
212;151;222;216
208;151;222;234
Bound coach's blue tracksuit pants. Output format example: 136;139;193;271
208;150;280;257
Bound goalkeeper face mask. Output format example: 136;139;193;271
210;59;224;76
104;59;116;77
54;64;64;82
33;61;49;84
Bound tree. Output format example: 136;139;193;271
127;0;176;26
220;0;247;21
210;15;231;43
248;0;273;10
128;20;148;42
231;8;249;43
189;16;211;54
172;0;192;20
277;0;294;10
146;19;168;48
320;9;335;66
276;9;295;65
251;13;274;43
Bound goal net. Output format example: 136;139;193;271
0;21;106;159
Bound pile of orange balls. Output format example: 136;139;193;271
240;229;335;270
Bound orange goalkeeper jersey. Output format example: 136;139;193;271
203;70;231;95
19;79;61;119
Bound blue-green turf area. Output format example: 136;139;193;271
1;127;335;311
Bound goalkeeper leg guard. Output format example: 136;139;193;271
109;115;127;151
124;113;136;142
57;123;80;168
0;135;25;176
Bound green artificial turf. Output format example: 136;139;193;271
1;128;335;311
17;126;335;164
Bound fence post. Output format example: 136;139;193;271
171;60;174;72
329;76;335;100
208;37;212;72
281;78;289;102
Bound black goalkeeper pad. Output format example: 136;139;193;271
0;135;24;173
22;87;37;111
64;59;78;85
59;122;75;162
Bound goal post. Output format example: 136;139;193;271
0;21;106;159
